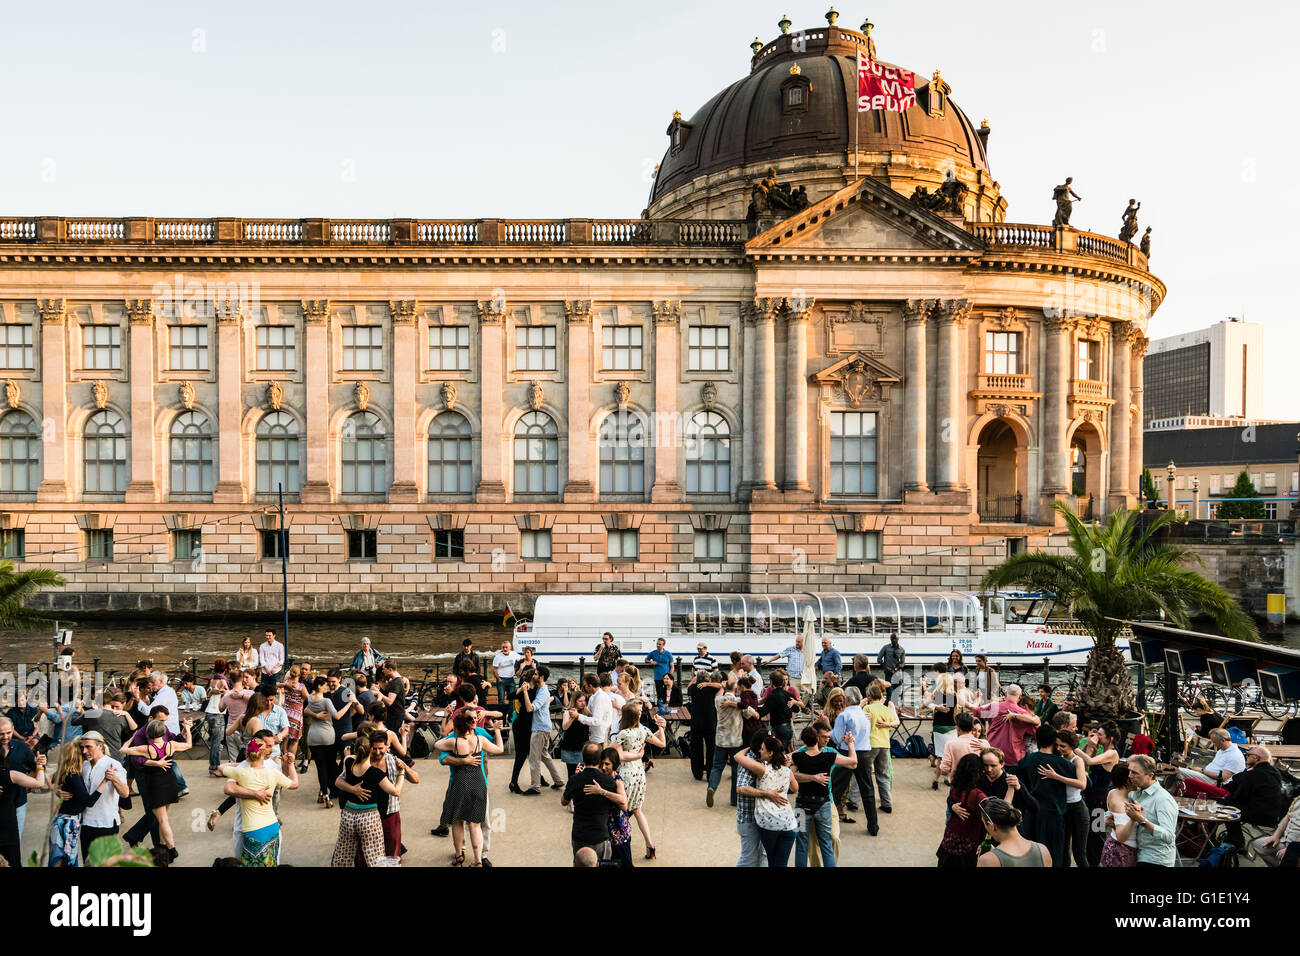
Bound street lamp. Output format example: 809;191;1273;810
1166;460;1176;511
1192;473;1200;521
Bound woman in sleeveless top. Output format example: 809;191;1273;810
614;701;667;860
977;796;1051;868
120;719;191;863
437;710;504;866
1099;763;1139;867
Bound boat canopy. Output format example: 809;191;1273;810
667;592;981;637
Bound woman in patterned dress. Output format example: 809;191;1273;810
599;746;634;867
613;701;667;860
278;664;307;769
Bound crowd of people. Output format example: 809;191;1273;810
3;630;1297;870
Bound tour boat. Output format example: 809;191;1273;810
512;591;1124;666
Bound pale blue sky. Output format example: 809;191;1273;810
2;1;1296;415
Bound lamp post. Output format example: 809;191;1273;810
1166;460;1176;512
1191;474;1200;521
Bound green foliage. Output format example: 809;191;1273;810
1215;471;1266;520
85;834;153;867
0;560;65;630
981;501;1258;718
1141;467;1157;503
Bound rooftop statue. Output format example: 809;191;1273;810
1139;226;1152;257
910;169;968;215
1051;177;1081;227
746;167;811;219
1119;198;1141;243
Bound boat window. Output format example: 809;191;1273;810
845;595;875;635
1006;598;1038;624
875;594;900;636
921;596;951;633
719;596;746;633
821;594;848;634
793;595;821;636
745;595;772;635
896;596;926;633
670;597;694;634
770;595;798;636
1025;597;1053;624
695;595;721;635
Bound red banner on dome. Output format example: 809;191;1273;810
857;51;916;112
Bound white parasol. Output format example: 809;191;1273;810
800;607;818;692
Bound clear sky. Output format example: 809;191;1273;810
2;1;1295;416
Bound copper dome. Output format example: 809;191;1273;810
648;23;996;219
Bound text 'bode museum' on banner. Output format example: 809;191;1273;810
856;49;917;112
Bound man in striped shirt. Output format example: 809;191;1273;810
692;643;718;675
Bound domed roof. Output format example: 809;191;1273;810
650;23;990;207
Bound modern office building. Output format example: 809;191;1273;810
0;14;1163;614
1143;318;1263;427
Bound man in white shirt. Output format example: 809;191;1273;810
258;629;285;695
1178;728;1246;787
574;673;614;743
77;731;129;863
492;641;523;706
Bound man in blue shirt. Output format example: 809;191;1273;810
523;666;562;794
762;635;804;681
829;687;879;836
645;638;674;703
817;637;842;680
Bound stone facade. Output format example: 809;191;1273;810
0;22;1166;616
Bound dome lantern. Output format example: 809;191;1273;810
750;35;763;55
825;7;839;26
778;13;792;34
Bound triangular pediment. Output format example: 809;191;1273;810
746;176;983;254
812;352;902;406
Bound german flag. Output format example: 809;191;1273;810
503;603;516;629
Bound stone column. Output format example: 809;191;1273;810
123;299;158;502
750;298;780;497
740;306;755;492
934;299;971;491
564;300;595;501
1108;322;1133;513
212;303;245;503
388;300;419;502
651;300;682;502
782;297;813;498
902;298;931;493
36;299;69;501
475;300;508;502
299;299;332;502
1042;315;1071;497
1130;332;1147;500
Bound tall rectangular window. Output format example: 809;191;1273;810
82;324;121;370
1076;339;1099;380
520;529;551;561
0;324;34;369
1210;474;1221;494
428;326;470;371
688;325;730;371
169;325;210;371
256;326;296;371
1264;473;1276;489
694;529;725;560
515;325;557;371
0;529;25;560
984;331;1020;374
342;326;383;371
602;325;643;370
829;411;878;495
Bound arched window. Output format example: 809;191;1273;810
599;409;645;495
255;411;301;495
428;412;472;494
341;411;388;495
685;411;731;494
0;411;41;494
169;411;214;495
513;411;558;495
83;410;127;494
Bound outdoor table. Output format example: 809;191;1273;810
892;705;930;750
1174;795;1240;865
659;706;691;756
1268;744;1300;765
411;708;445;725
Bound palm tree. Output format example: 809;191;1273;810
981;501;1257;720
0;560;65;630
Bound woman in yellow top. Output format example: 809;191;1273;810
863;681;899;813
219;733;298;866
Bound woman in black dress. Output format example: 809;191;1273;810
120;719;191;863
0;752;47;868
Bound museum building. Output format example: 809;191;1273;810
0;15;1164;614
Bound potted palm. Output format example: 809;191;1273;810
981;502;1257;724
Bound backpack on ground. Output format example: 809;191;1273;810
1199;842;1239;868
